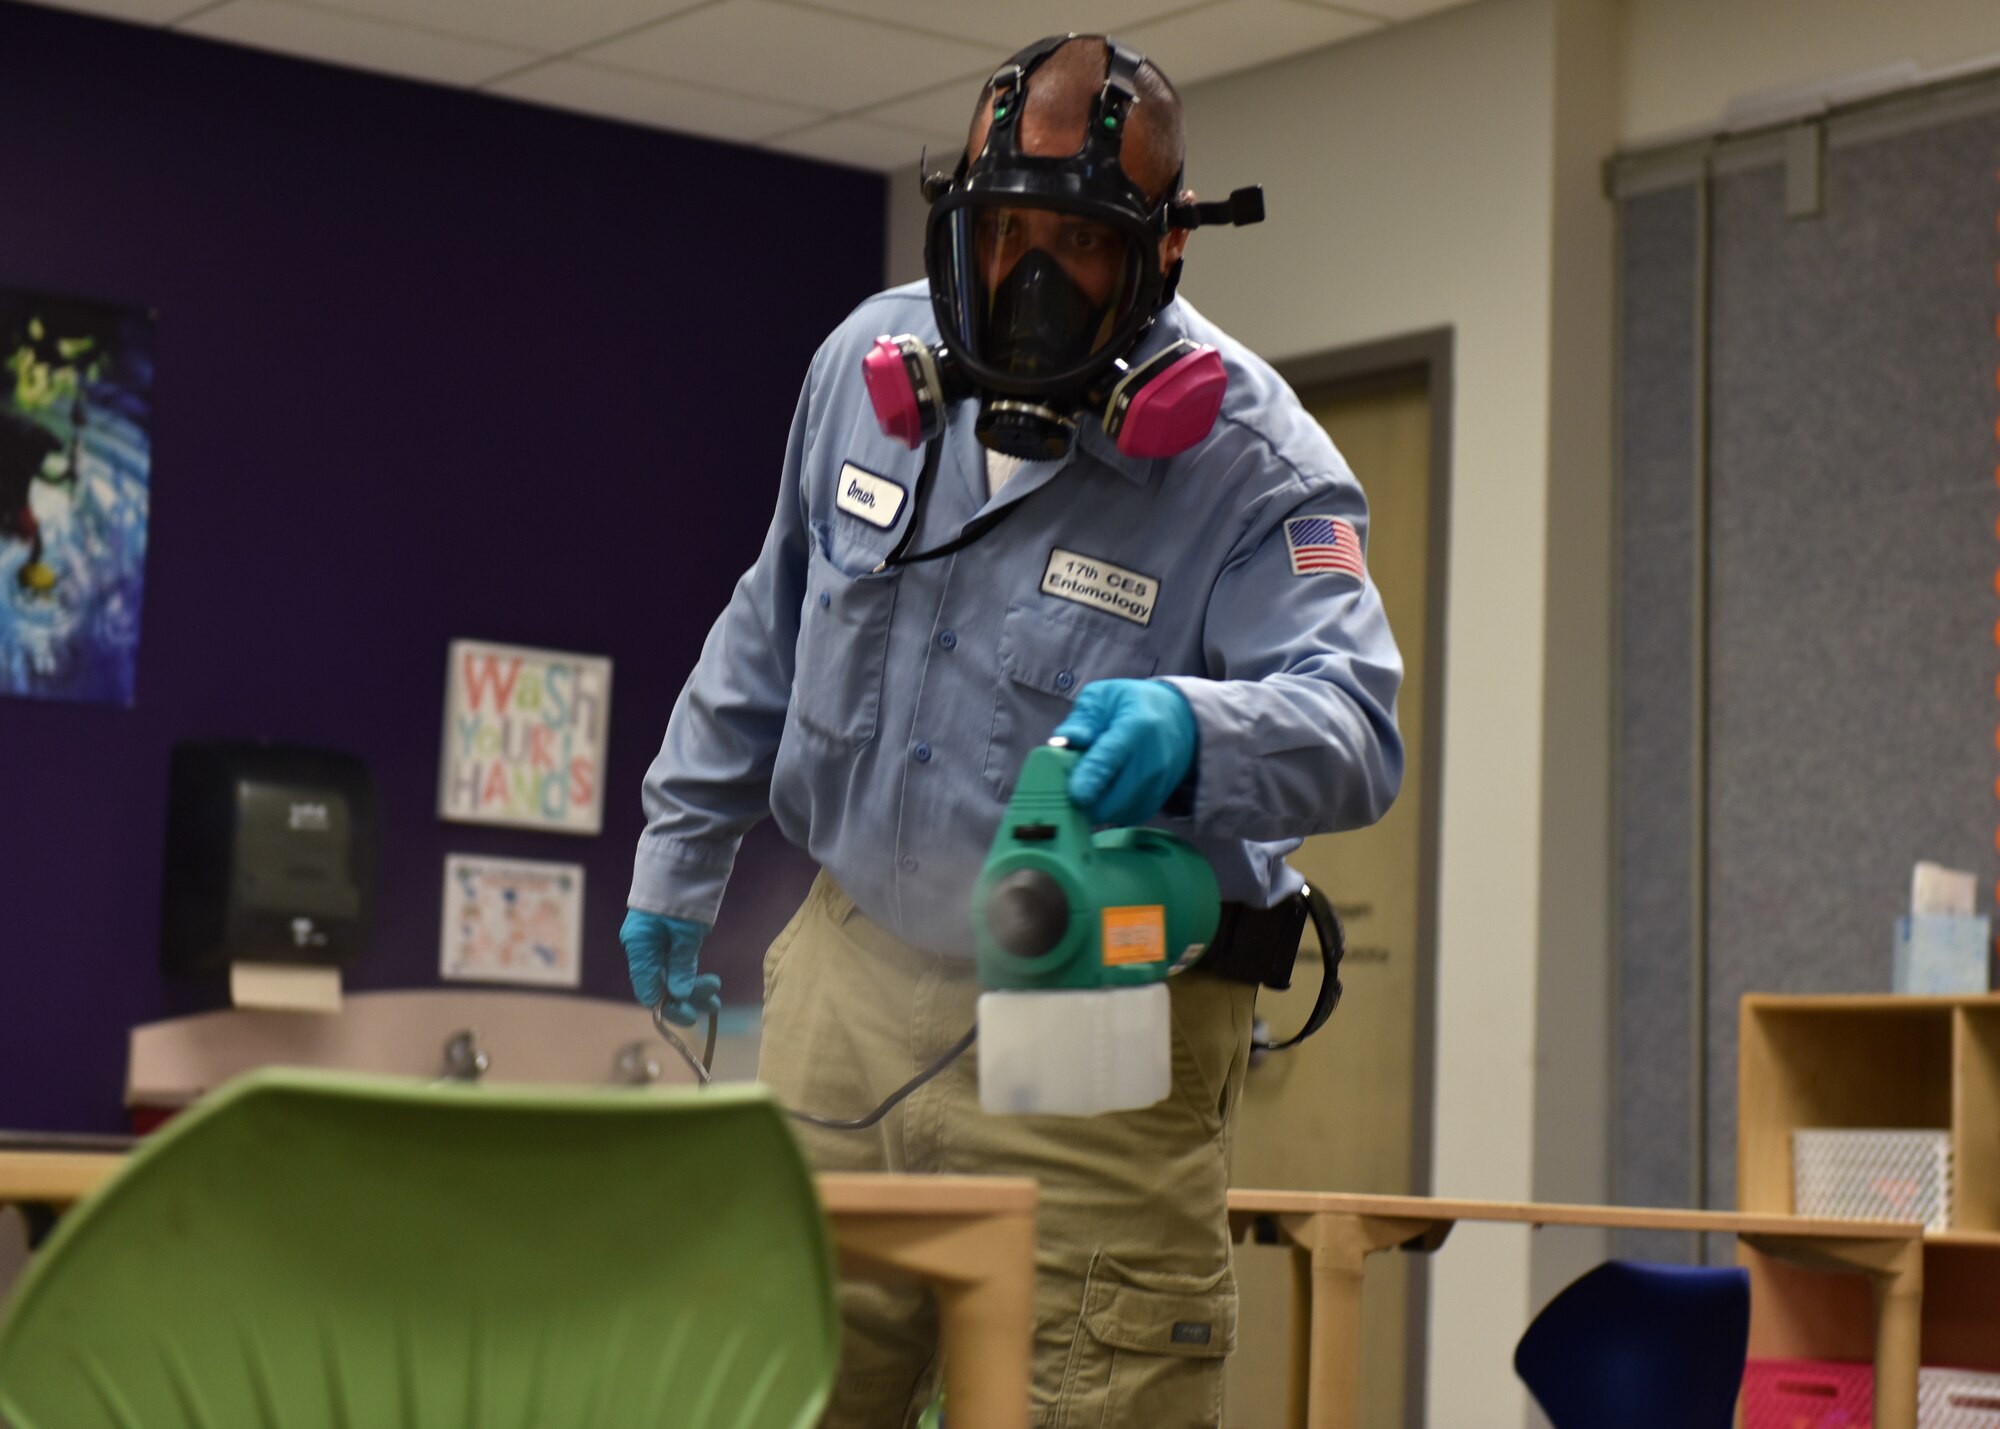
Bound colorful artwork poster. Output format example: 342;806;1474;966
438;639;610;835
0;284;156;706
439;854;584;987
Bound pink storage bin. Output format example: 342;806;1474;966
1742;1358;1873;1428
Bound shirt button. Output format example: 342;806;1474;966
902;855;919;872
817;591;830;609
1055;669;1075;691
914;742;932;763
939;630;957;650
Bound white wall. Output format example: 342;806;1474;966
1527;0;1619;1374
885;170;926;287
1621;0;2000;143
1174;5;1563;1422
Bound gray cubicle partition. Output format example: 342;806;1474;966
1612;79;2000;1255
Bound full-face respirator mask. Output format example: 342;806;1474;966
863;35;1266;464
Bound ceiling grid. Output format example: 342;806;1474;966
28;0;1474;170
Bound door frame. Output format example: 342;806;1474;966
1276;327;1452;1429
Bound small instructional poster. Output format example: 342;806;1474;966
438;639;610;834
439;854;584;987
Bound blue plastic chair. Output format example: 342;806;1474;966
1514;1260;1751;1429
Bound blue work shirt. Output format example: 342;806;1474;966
630;280;1404;957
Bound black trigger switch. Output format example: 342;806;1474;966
1012;823;1058;842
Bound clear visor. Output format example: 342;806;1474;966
937;202;1149;387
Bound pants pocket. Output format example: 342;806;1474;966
1167;975;1255;1135
760;875;823;1008
1057;1252;1236;1429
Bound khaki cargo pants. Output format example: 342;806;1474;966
756;872;1256;1429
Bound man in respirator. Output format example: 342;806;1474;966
622;33;1404;1427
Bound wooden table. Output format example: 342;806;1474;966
1;1154;1036;1429
1227;1190;1926;1429
819;1172;1036;1429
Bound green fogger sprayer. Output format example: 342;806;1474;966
653;737;1342;1125
970;738;1220;1116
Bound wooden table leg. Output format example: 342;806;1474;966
934;1212;1036;1429
1253;1212;1453;1429
1867;1241;1923;1429
835;1210;1037;1429
1286;1243;1314;1429
1741;1233;1924;1429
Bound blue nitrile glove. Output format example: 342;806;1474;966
620;909;721;1026
1051;678;1199;827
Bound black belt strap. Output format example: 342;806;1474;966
1197;883;1345;1052
1264;883;1344;1051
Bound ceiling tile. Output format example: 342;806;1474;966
26;0;215;20
177;1;536;85
788;0;1196;49
300;0;712;58
764;115;951;173
859;69;994;142
582;0;995;112
488;59;826;141
1120;0;1377;85
28;0;1439;179
1295;0;1477;20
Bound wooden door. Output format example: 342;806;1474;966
1225;373;1439;1429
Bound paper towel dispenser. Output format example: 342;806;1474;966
160;741;375;975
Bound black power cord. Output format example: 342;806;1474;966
789;1025;978;1132
653;1002;976;1133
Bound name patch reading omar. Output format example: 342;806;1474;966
835;463;907;529
1040;548;1160;626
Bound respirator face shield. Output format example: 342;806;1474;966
928;187;1160;399
861;34;1264;470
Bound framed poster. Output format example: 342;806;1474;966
0;282;157;706
439;854;584;987
438;639;610;834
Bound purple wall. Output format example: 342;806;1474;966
0;0;880;1131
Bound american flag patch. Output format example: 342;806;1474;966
1283;516;1366;579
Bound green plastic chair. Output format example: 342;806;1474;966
0;1068;837;1428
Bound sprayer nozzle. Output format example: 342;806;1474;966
985;869;1070;960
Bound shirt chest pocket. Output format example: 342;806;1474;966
983;601;1159;800
791;529;899;749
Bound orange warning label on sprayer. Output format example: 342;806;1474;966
1101;905;1167;966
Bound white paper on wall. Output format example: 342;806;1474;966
439;854;584;988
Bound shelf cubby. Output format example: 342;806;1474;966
1739;995;2000;1371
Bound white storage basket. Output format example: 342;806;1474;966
1921;1367;2000;1428
1791;1128;1952;1232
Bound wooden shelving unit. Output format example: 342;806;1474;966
1739;995;2000;1370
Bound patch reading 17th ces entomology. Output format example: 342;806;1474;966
1040;548;1160;625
